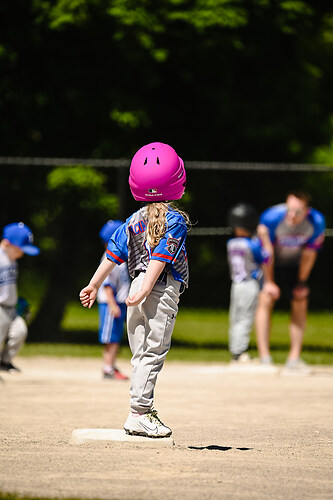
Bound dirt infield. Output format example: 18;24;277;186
0;356;332;500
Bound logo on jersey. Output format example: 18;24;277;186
129;220;147;235
166;236;180;255
0;265;17;286
277;235;308;247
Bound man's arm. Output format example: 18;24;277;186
257;224;280;299
292;248;317;301
298;248;317;282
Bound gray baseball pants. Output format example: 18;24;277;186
229;279;259;356
127;272;181;413
0;305;28;363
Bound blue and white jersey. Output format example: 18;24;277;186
260;204;325;266
227;236;270;283
97;253;130;305
0;247;18;307
106;206;189;287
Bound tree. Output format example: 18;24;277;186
1;1;333;161
28;165;118;340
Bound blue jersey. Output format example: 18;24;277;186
106;206;189;287
260;204;325;266
227;236;269;283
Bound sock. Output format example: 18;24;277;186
103;365;114;374
131;410;147;417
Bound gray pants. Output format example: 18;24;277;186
229;279;259;356
0;306;28;363
127;272;181;412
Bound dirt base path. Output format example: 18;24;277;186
0;356;332;499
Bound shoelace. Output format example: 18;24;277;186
146;408;163;424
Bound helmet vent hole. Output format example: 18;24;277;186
144;157;148;165
156;157;160;165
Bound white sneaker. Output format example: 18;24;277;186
124;408;172;438
232;352;251;363
260;355;273;365
281;358;313;376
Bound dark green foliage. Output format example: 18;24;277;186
1;1;333;161
1;1;333;339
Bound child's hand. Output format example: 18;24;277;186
109;303;121;317
125;290;148;307
79;284;97;309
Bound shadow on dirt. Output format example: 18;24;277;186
188;445;253;451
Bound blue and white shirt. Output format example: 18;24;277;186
260;204;325;266
227;236;270;283
106;207;189;287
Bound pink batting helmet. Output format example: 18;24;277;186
129;142;186;201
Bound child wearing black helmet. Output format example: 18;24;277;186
226;203;271;364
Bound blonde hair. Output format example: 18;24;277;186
146;202;191;249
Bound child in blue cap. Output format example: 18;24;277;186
97;220;130;380
0;222;40;372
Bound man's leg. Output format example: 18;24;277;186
255;290;275;360
288;298;308;360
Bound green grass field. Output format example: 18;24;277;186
21;304;333;365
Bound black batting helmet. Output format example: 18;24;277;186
227;203;258;232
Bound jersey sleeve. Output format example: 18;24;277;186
106;223;128;265
249;238;270;264
306;209;326;250
259;204;286;244
151;219;187;265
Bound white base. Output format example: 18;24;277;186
70;428;174;447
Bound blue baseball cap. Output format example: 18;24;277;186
99;220;123;244
2;222;40;256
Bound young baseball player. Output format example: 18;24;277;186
0;222;40;373
97;220;130;380
227;203;271;363
80;142;189;438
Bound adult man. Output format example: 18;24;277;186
255;192;325;374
